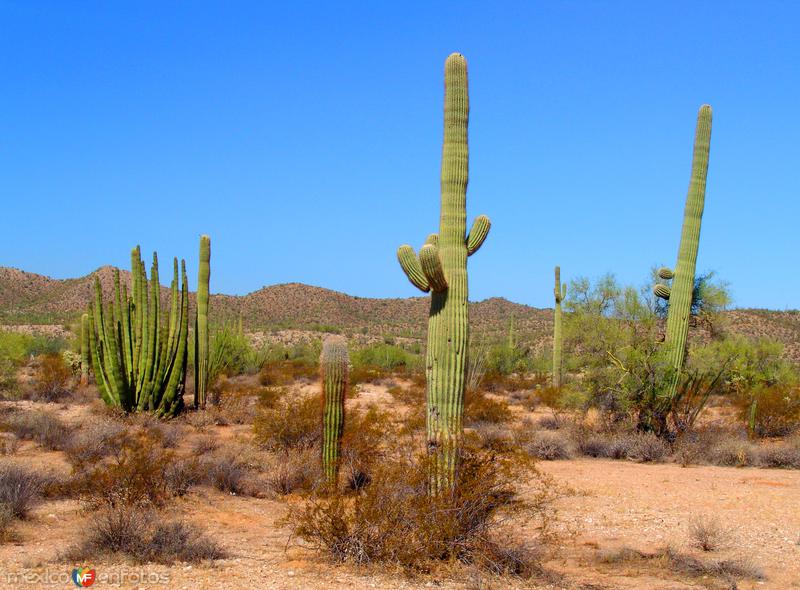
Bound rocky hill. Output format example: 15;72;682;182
0;266;797;362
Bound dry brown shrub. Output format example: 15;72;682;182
259;360;317;386
30;353;72;402
689;516;727;552
285;443;553;577
65;507;225;564
465;392;512;425
253;393;320;451
0;409;73;451
69;431;176;508
736;384;800;438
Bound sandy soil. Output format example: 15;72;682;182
0;394;798;590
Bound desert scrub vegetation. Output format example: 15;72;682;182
285;442;551;577
0;408;73;451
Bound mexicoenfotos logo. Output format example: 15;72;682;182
71;567;96;587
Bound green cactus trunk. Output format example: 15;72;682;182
88;247;188;417
653;106;712;403
320;335;348;485
194;235;211;409
397;53;490;493
552;266;566;388
80;312;90;386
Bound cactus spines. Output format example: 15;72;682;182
396;53;490;492
657;105;713;401
320;335;349;485
195;234;211;409
88;247;188;417
552;266;567;388
80;313;90;386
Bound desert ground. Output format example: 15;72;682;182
0;377;797;590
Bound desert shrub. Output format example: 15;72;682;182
285;444;551;576
30;353;73;402
473;423;516;454
351;343;421;375
387;383;425;408
71;432;176;508
208;322;255;381
199;452;252;495
339;406;390;490
268;448;323;496
0;463;44;518
0;409;73;451
596;545;763;583
215;385;257;424
536;415;562;431
523;431;574;461
575;432;669;462
67;508;225;564
164;458;200;497
705;438;757;467
737;384;800;438
0;433;19;456
145;422;182;449
253;393;320;451
259;358;317;386
464;391;512;425
0;504;13;542
64;421;125;464
755;444;800;469
689;516;727;552
191;434;220;455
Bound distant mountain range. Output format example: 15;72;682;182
0;266;798;362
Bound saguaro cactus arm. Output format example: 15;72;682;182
654;284;671;300
419;244;448;292
658;267;674;280
466;214;491;255
195;234;211;409
397;245;430;292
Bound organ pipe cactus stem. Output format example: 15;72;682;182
80;313;90;386
88;246;188;416
320;335;349;486
552;266;566;388
653;105;713;402
195;235;211;409
396;53;490;493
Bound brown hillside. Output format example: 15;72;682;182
0;266;797;362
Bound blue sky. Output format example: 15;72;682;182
1;2;798;309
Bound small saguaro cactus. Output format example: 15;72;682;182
194;234;211;409
88;246;189;417
652;105;713;402
80;312;90;386
396;53;490;493
320;335;349;485
552;266;566;388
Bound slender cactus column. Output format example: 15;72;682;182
80;312;90;386
653;105;713;401
320;335;349;486
552;266;566;388
195;235;211;409
396;53;491;493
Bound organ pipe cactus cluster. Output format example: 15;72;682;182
194;235;211;409
397;53;490;492
88;246;189;417
552;266;566;388
320;335;349;485
653;105;713;401
80;312;90;386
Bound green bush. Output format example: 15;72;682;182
351;343;422;373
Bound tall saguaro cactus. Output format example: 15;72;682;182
80;313;90;386
195;235;211;409
653;105;713;401
397;53;490;492
552;266;566;388
320;335;349;485
88;246;189;417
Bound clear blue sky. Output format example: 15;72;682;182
1;2;798;309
